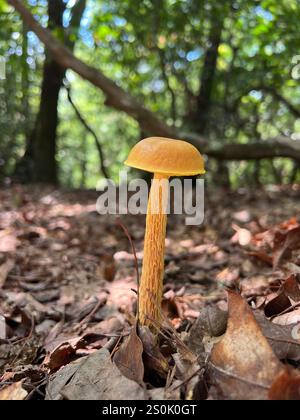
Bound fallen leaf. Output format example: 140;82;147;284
269;369;300;400
114;325;144;384
46;357;90;400
0;380;28;400
248;250;273;266
273;309;300;326
210;291;284;400
44;332;110;371
255;311;300;361
264;292;291;318
139;326;169;378
283;274;300;302
44;342;75;371
273;226;300;268
54;348;146;400
198;306;228;337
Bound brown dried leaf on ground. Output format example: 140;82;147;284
210;291;284;400
254;311;300;361
113;325;144;385
264;291;291;318
0;380;28;400
139;326;169;378
44;341;76;372
272;309;300;326
263;274;300;318
48;348;146;400
251;219;300;269
44;332;111;371
273;226;300;268
269;369;300;400
283;274;300;302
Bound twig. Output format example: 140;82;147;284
9;315;35;366
64;82;109;179
104;336;121;352
76;298;103;330
171;366;205;392
209;362;270;390
116;218;140;322
3;314;35;346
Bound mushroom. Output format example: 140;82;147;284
125;137;205;327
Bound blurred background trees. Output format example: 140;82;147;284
0;0;300;188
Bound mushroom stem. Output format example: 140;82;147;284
139;173;169;327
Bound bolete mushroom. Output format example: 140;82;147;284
125;137;205;327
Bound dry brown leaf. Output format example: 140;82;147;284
283;274;300;302
139;326;169;378
44;342;75;371
44;332;110;371
0;380;28;400
264;291;291;318
210;291;284;400
255;311;300;361
273;309;300;326
248;250;273;266
269;369;300;400
114;325;144;385
273;226;300;268
60;348;146;400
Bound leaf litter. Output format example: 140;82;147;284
0;185;300;399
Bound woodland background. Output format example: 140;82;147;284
0;0;300;187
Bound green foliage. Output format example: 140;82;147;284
1;0;300;186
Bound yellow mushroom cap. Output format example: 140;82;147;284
125;137;205;176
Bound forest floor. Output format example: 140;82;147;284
0;184;300;400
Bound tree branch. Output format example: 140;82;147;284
208;138;300;161
259;85;300;119
65;83;109;179
8;0;300;164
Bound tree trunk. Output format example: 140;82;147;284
15;0;86;184
33;59;65;184
14;22;34;182
32;0;65;184
195;4;225;134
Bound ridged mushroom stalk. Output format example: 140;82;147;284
139;173;169;325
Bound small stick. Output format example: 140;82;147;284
116;217;140;323
76;298;103;331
